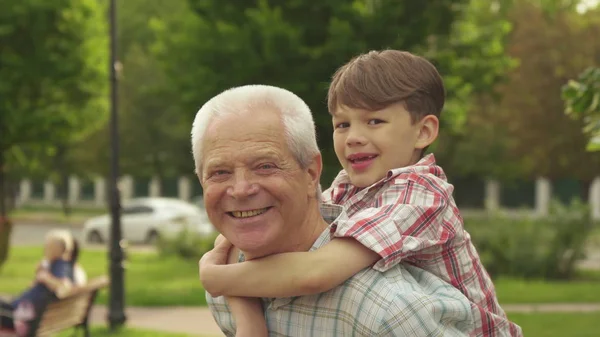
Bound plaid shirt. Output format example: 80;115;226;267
324;154;522;337
207;204;474;337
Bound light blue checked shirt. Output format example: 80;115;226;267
207;204;474;336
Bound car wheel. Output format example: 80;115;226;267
88;230;103;244
146;230;160;245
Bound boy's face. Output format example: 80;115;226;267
332;103;438;188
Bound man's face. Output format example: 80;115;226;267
199;107;320;259
332;103;434;188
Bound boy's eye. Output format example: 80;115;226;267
335;122;350;129
368;119;385;125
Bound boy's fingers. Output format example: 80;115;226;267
213;237;233;258
213;234;226;247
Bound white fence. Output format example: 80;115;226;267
13;176;600;220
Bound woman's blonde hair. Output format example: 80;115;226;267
45;229;74;256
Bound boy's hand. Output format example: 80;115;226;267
199;234;233;296
227;296;268;337
200;234;232;267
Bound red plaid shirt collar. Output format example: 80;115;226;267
331;154;446;195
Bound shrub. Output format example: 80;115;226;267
155;229;218;261
465;199;595;280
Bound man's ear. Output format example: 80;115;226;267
306;153;323;198
415;115;439;150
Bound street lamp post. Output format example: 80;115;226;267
108;0;126;330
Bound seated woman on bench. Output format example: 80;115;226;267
0;230;75;335
37;238;87;286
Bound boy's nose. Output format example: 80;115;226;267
346;129;368;146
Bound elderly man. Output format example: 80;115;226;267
192;85;473;336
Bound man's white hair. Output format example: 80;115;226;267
191;85;320;173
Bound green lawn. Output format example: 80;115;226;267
509;312;600;337
494;273;600;303
0;246;207;307
56;327;202;337
2;246;600;306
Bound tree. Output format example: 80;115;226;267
465;1;600;197
562;67;600;151
153;0;514;185
0;0;108;267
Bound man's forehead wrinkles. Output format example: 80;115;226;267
204;147;282;168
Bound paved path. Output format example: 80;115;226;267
88;303;600;336
502;303;600;313
90;305;223;336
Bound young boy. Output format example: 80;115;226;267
200;50;522;337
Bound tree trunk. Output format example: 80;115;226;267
55;145;71;216
581;179;592;203
0;148;6;218
0;148;12;270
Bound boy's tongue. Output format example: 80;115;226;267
349;154;378;171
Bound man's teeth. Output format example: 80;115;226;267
231;208;268;218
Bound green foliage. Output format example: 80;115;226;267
153;0;516;185
0;0;108;151
466;199;595;280
426;0;517;134
0;0;109;209
156;230;218;261
444;2;600;182
562;67;600;151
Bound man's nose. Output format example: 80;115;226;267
346;126;368;147
227;171;259;198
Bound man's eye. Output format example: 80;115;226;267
368;119;385;125
335;122;350;129
211;170;229;176
258;163;276;170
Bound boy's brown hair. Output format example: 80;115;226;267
327;50;445;123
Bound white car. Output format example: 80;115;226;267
82;197;215;244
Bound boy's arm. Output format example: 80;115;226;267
202;237;379;298
227;297;267;337
333;173;457;272
224;245;268;337
201;174;454;298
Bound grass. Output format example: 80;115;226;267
494;270;600;304
0;246;207;307
56;326;207;337
509;312;600;337
57;315;600;337
2;246;600;307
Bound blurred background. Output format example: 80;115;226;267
1;0;600;336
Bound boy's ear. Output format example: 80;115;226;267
415;115;439;150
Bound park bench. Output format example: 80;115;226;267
0;276;109;337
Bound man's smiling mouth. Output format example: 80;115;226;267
228;207;271;218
